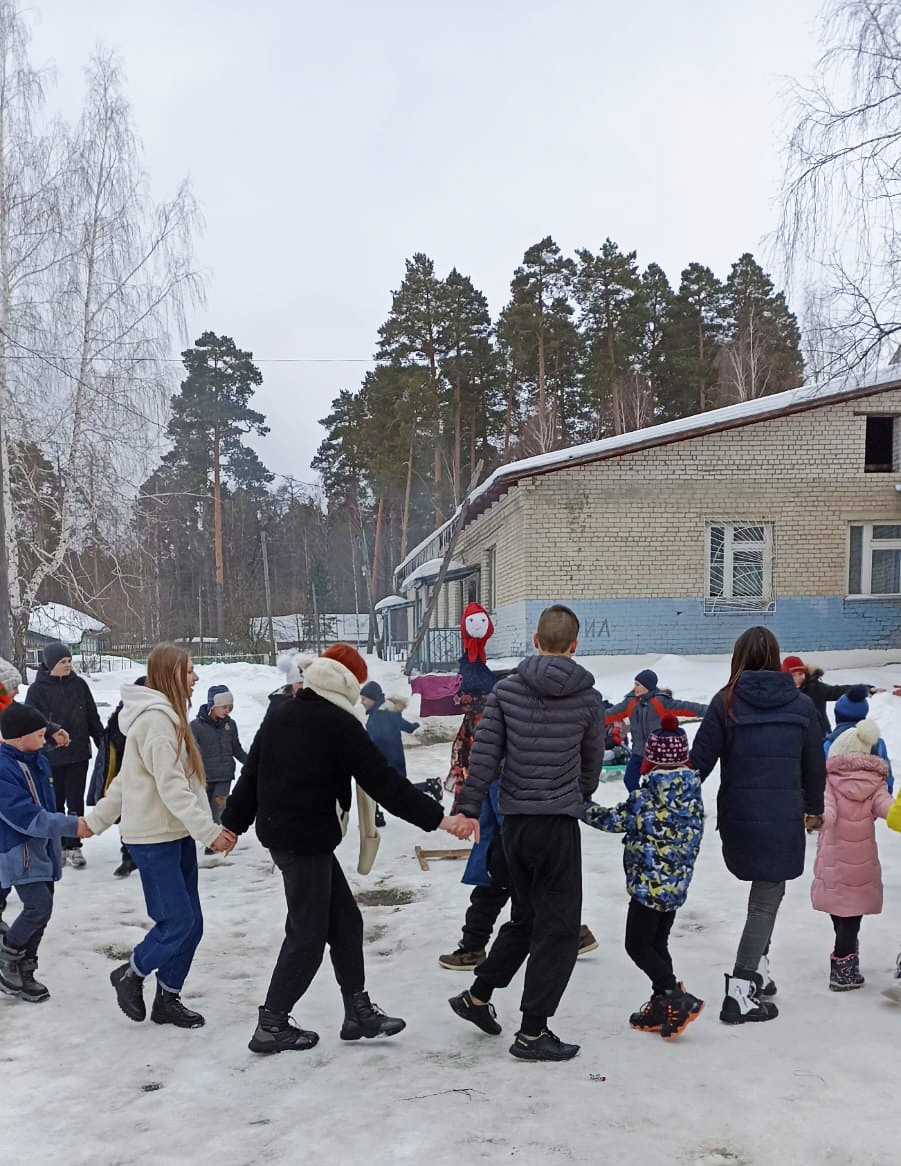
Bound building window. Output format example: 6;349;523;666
865;416;895;473
464;574;480;607
705;523;774;614
485;545;497;611
848;523;901;595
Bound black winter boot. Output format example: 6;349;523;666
113;854;137;879
340;990;405;1040
0;940;23;995
829;951;865;991
248;1006;319;1054
110;962;146;1022
18;957;49;1003
150;985;205;1028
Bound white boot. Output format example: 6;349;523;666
719;973;778;1025
755;953;777;996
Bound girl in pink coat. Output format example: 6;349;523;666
811;719;894;991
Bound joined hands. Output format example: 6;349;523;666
439;814;480;844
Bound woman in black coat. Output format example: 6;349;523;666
690;627;826;1027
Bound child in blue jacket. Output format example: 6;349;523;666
0;703;84;1002
582;713;705;1039
823;686;894;792
361;681;419;828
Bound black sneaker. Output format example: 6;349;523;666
150;986;205;1028
340;990;405;1040
18;958;49;1003
660;986;704;1039
629;994;668;1033
249;1006;320;1055
509;1028;580;1062
448;989;502;1035
110;962;146;1022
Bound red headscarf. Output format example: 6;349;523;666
460;602;494;665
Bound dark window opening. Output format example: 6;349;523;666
865;416;894;473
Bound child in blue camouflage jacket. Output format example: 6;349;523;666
582;712;704;1039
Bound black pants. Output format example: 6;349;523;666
264;851;365;1014
52;761;89;850
472;816;581;1027
624;898;677;993
831;914;863;958
5;882;54;958
461;884;510;952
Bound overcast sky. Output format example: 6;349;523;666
30;0;824;485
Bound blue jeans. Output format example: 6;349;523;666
624;752;644;793
129;837;203;991
5;882;54;957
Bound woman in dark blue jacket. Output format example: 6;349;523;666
690;626;825;1027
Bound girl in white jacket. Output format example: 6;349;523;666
85;644;233;1028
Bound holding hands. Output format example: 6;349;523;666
76;817;93;839
440;814;480;844
210;827;237;854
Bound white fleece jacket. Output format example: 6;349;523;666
85;685;221;848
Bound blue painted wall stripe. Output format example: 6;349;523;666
487;596;901;657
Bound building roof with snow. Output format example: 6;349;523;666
395;365;901;579
27;603;107;645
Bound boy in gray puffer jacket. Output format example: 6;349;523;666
190;686;247;830
450;604;604;1063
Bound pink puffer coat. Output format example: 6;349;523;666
811;754;894;916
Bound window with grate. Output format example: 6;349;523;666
705;523;775;614
848;524;901;595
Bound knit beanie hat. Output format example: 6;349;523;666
642;712;690;771
0;657;22;691
207;684;234;709
43;641;72;670
322;642;368;685
827;718;880;758
834;685;870;724
781;655;806;674
1;702;47;740
276;651;302;686
635;669;658;692
360;680;385;705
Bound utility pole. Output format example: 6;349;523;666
260;524;277;666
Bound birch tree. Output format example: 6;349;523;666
2;42;203;661
777;0;901;374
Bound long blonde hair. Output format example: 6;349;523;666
146;643;206;784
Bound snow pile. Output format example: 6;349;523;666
4;654;901;1164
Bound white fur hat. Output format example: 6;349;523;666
827;718;880;758
276;651;302;686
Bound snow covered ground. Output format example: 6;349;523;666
5;652;901;1166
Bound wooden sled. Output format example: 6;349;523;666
415;845;471;872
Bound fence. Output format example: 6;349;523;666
390;626;462;672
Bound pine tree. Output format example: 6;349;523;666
165;332;271;640
574;239;646;435
377;253;450;524
496;237;581;452
718;253;804;402
664;263;727;418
